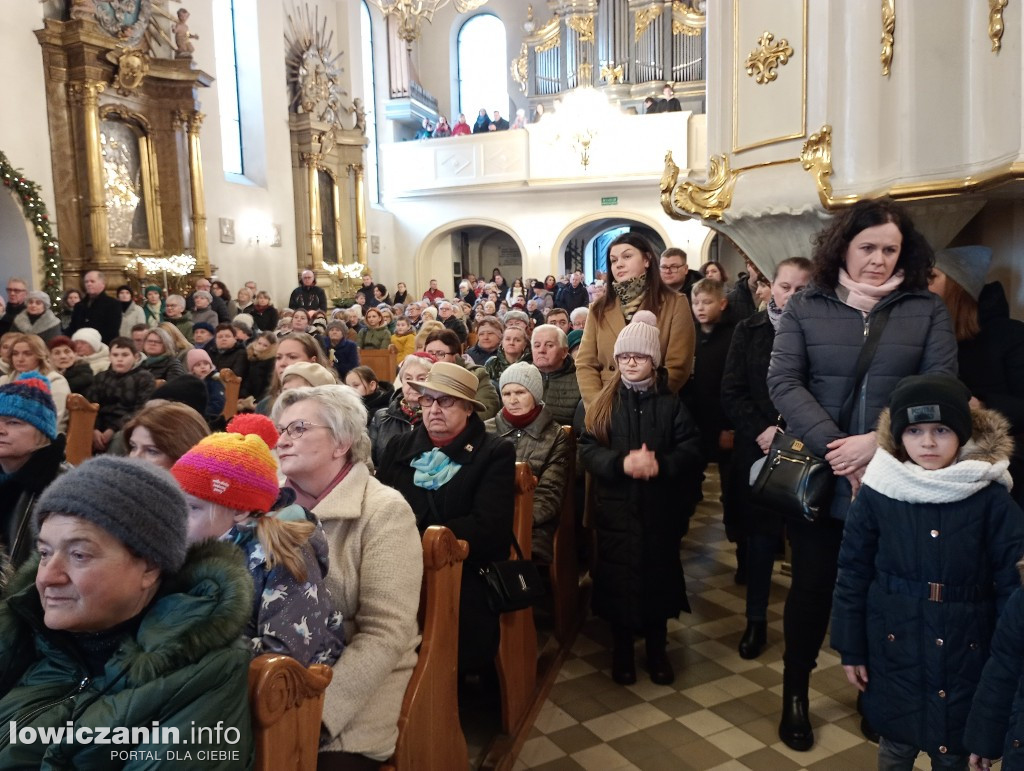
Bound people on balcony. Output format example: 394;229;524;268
452;113;471;135
472;108;491;133
489;111;510;131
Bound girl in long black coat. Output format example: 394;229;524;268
581;311;702;686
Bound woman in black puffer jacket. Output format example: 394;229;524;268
766;199;957;752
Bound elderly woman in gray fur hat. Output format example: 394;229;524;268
929;245;1024;504
0;456;253;769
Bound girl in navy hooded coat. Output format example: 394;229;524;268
831;374;1024;770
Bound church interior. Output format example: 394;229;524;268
3;1;1024;769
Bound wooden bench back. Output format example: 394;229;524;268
384;526;470;771
249;654;333;771
358;348;397;383
495;462;539;735
65;393;99;466
549;426;580;644
220;368;242;419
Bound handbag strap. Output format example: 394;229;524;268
838;303;894;432
509;531;527;561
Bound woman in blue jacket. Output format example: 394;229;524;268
767;199;957;751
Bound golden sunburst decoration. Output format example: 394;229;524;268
285;3;348;126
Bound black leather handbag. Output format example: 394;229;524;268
479;533;545;613
751;304;894;522
751;432;834;522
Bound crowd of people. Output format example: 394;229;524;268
1;200;1024;768
414;104;546;140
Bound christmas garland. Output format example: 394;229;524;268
0;150;62;304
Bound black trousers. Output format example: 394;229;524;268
781;516;845;693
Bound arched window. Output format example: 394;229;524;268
360;2;380;204
212;0;243;175
457;14;509;121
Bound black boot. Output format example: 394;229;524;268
644;624;675;685
778;682;813;751
738;620;767;660
611;626;636;685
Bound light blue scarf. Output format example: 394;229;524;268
411;447;463;490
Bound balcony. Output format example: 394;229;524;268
380;111;705;198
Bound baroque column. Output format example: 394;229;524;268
70;80;110;265
185;111;209;268
350;163;367;266
302;152;324;268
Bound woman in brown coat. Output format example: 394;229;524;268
576;233;695;408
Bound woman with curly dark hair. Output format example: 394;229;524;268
766;199;957;752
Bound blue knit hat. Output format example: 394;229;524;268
0;370;57;440
192;322;215;335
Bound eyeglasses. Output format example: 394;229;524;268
6;287;25;294
277;419;328;439
659;264;684;273
418;394;458;409
424;350;454;360
615;353;652;365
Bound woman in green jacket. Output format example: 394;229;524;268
0;456;253;769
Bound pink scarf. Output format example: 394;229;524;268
286;461;354;510
837;268;903;314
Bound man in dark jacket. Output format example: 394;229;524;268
659;248;702;299
205;323;249;378
0;278;27;336
288;270;329;311
438;301;468;344
530;325;581;426
725;258;763;323
356;275;377;307
67;270;122;343
555;271;590;313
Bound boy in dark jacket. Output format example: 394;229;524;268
87;337;155;453
206;323;248;378
682;279;736;536
832;375;1024;769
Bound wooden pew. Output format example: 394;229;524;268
220;368;242;419
65;393;99;466
494;462;539;736
249;654;333;771
545;427;579;645
359;348;397;383
383;525;470;771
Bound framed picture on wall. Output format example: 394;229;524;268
219;218;235;244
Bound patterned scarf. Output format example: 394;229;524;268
613;274;648;322
400;400;421;424
411;447;463;490
766;295;784;330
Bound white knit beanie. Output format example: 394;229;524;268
613;310;662;366
500;361;543;405
71;327;102;353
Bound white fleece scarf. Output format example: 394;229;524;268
861;445;1012;505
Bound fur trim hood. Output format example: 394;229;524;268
876;405;1015;464
1;539;252;684
246;340;277;362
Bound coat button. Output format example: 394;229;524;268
970;642;979;650
887;634;895;641
939;746;948;754
936;639;944;646
1013;739;1022;748
930;529;939;537
938;690;946;698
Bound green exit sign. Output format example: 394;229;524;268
601;196;618;206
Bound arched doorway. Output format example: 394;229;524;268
0;189;35;292
557;217;666;283
415;219;526;297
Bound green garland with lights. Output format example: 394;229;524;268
0;150;62;304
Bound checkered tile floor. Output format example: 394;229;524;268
510;471;945;771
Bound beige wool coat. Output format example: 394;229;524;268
313;461;424;760
575;289;696;408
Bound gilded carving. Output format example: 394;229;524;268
535;28;561;53
68;80;106;106
660;151;681;219
745;32;793;85
112;48;149;97
600;63;624;85
673;154;737;221
990;0;1008;52
567;15;595;43
577;59;593;84
94;0;153;47
284;4;349;126
881;0;895;76
801;124;833;203
635;6;664;42
511;42;528;95
672;0;706;36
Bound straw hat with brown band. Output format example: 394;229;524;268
409;361;486;411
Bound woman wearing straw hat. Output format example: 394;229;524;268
377;361;515;673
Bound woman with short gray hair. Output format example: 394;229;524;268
271;386;422;767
